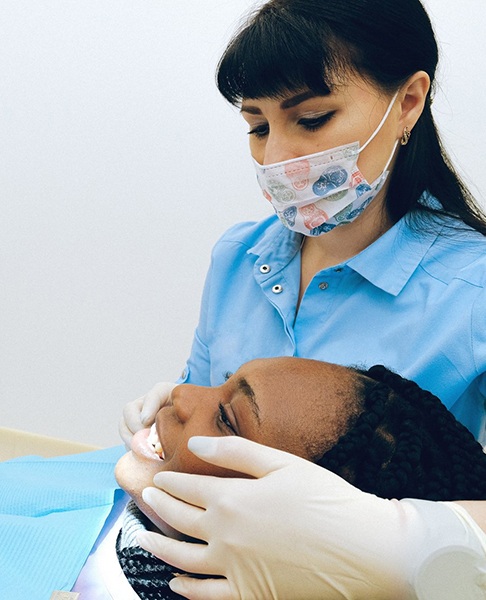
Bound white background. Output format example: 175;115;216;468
1;0;485;447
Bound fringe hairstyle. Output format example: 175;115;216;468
217;0;486;234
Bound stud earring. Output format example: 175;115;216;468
401;126;411;146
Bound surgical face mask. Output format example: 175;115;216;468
253;93;399;236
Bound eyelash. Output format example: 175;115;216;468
218;403;237;435
248;113;335;138
299;112;335;131
248;124;269;139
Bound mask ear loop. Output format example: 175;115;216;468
382;139;400;174
358;91;399;154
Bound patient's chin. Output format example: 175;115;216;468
115;451;189;541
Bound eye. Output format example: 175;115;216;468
218;403;238;435
298;112;335;131
248;123;269;139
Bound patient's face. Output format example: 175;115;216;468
115;357;360;536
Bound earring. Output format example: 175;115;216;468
401;126;411;146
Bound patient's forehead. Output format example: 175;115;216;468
235;356;355;388
230;357;361;459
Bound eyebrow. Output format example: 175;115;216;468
240;89;332;115
237;377;261;425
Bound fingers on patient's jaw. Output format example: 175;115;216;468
169;576;235;600
152;471;224;508
137;530;215;575
142;486;206;540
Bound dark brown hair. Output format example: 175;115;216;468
217;0;486;234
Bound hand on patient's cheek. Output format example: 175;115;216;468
139;437;486;600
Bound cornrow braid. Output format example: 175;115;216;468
318;365;486;501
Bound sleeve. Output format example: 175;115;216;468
476;372;486;448
177;329;211;386
176;219;264;387
472;292;486;447
176;238;219;387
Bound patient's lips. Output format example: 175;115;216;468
148;423;165;460
131;426;165;461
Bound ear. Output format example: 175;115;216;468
396;70;431;136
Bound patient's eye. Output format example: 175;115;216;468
218;403;238;435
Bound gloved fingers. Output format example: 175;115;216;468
187;435;304;478
137;530;217;576
142;486;207;541
141;381;177;426
169;575;237;600
152;470;233;513
119;396;145;448
118;416;134;449
119;381;176;447
122;396;145;434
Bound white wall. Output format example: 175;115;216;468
1;0;485;447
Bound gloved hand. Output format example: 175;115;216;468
118;381;176;448
138;436;486;600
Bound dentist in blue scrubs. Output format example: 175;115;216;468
120;0;486;597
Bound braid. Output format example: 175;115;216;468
318;366;486;501
318;382;389;482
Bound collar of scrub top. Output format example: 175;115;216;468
248;198;442;297
347;215;439;296
0;445;126;600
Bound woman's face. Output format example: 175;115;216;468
115;357;360;536
241;75;403;185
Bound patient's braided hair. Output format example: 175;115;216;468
317;365;486;501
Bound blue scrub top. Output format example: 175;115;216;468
180;209;486;444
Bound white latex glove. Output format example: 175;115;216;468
118;381;176;448
138;436;486;600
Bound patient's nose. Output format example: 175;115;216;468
171;384;207;423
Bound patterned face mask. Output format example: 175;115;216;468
253;93;399;236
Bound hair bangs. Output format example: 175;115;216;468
217;7;350;105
